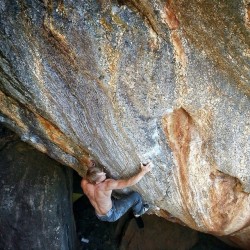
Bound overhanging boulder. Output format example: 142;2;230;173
0;0;249;248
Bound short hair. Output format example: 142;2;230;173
86;167;103;184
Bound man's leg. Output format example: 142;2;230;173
112;192;144;221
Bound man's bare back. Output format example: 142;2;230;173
81;163;152;221
81;179;113;215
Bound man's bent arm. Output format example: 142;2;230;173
102;163;151;190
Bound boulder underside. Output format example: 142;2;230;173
0;0;249;248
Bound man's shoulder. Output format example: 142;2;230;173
103;178;116;185
81;178;93;191
81;178;87;185
98;178;123;191
97;178;114;190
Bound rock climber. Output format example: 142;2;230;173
81;162;152;222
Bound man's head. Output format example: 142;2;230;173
86;158;97;168
86;167;106;184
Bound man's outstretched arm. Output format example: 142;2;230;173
102;162;152;190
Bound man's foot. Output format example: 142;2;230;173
134;217;144;228
134;204;149;217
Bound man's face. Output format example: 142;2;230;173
97;172;106;182
87;159;96;168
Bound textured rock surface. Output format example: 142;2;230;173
0;0;249;248
0;126;76;250
120;214;198;250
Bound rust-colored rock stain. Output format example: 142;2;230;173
126;0;163;36
0;90;91;175
36;114;91;171
162;108;197;228
36;115;74;154
43;19;77;67
208;170;250;235
171;30;187;67
245;2;250;28
0;91;28;131
162;107;250;244
164;1;180;30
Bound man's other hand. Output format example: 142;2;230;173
140;162;152;174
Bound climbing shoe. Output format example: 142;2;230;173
135;217;144;228
134;204;149;217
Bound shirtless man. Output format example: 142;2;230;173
81;162;152;222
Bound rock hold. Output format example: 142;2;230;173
0;0;249;248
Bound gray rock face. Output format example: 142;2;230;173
0;126;76;250
0;0;249;248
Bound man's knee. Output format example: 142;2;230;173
130;191;142;201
